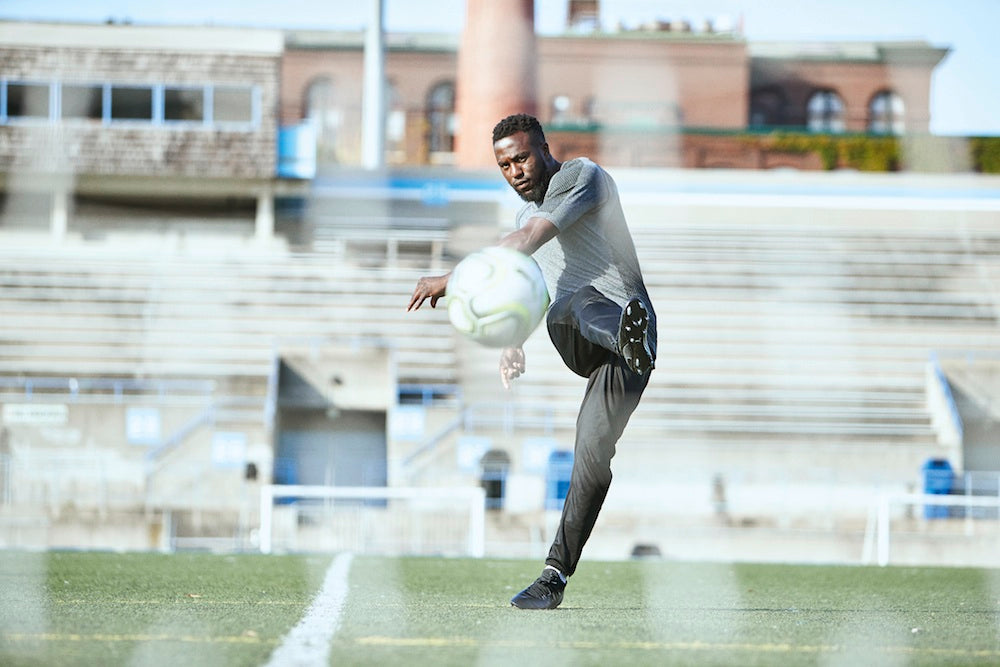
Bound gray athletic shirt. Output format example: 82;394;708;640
517;157;654;320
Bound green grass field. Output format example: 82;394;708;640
1;550;998;666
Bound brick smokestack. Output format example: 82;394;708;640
454;0;537;169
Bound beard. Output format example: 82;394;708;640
516;174;550;204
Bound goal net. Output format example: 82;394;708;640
258;484;485;557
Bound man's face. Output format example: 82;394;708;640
494;131;551;204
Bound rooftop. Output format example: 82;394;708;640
0;21;284;54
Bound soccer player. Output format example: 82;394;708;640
408;113;655;609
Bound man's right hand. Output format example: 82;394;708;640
407;273;450;311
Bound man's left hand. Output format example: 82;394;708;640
500;346;526;389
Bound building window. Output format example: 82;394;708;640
304;76;340;161
61;84;103;121
750;87;788;128
551;95;571;124
7;82;50;119
212;86;253;124
1;79;256;130
385;80;406;150
111;85;154;121
304;77;332;123
807;89;845;133
480;449;511;511
164;87;205;122
426;81;455;154
869;90;905;135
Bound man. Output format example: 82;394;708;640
408;114;656;609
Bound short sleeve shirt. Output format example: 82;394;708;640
516;157;653;322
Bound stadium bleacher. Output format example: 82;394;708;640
6;193;997;446
0;235;456;386
2;171;1000;553
483;209;1000;445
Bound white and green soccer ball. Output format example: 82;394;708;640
446;246;550;348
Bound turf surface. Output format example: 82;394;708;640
1;551;998;666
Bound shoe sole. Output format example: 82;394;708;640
510;573;565;610
619;298;654;376
510;593;563;610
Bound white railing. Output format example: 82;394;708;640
258;484;485;558
862;492;1000;566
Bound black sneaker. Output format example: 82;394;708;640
510;568;566;610
619;297;654;376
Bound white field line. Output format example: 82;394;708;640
264;552;354;667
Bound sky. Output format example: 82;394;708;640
1;0;997;136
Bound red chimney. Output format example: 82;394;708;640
454;0;537;169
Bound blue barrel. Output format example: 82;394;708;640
921;458;954;519
545;450;574;511
277;123;316;179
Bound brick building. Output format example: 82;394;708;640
280;24;947;170
0;19;950;235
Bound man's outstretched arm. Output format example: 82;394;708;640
497;216;558;256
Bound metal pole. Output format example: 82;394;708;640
469;487;486;558
259;485;274;554
361;0;386;170
876;494;891;567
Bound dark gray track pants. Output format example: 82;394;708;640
544;286;655;577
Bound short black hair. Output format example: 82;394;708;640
492;113;546;145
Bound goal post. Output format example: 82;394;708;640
258;484;486;558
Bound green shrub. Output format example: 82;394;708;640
971;137;1000;173
761;133;900;171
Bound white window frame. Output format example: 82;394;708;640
0;79;260;132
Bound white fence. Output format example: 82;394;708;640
258;484;486;558
863;492;1000;567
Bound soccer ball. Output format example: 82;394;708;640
446;246;550;348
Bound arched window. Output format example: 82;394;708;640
426;81;455;154
869;90;905;135
551;94;571;124
304;76;341;160
807;89;845;133
750;87;789;128
480;449;511;511
385;80;406;154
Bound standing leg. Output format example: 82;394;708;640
545;357;649;577
510;286;654;609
